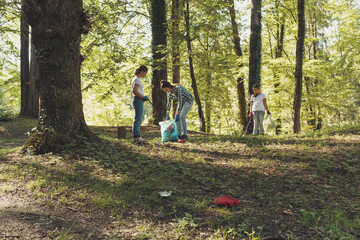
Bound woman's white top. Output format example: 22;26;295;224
250;93;266;111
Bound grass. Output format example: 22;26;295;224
0;117;360;239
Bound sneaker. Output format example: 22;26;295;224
134;138;147;144
181;135;188;141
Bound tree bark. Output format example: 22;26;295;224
275;0;285;58
171;0;181;84
20;4;30;117
274;0;284;134
293;0;305;134
151;0;167;124
248;0;262;134
185;2;205;132
248;0;262;95
171;0;181;117
22;0;94;153
205;41;211;133
229;2;247;132
27;38;39;118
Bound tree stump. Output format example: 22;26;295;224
117;126;126;139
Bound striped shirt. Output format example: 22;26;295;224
166;85;194;113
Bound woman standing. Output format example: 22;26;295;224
131;65;149;143
249;84;271;135
160;80;194;141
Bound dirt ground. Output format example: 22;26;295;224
0;187;107;239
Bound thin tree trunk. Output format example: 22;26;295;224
275;0;284;134
151;0;167;124
275;0;285;58
248;0;262;134
22;0;94;153
20;4;29;117
229;2;247;132
171;0;181;84
185;2;205;132
293;0;305;134
205;41;211;133
248;0;262;95
304;76;315;127
312;10;322;130
171;0;181;117
28;38;39;118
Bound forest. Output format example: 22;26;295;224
0;0;360;239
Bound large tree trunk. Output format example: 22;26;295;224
293;0;305;134
20;4;30;117
151;0;167;124
22;0;94;153
229;2;247;132
171;0;181;117
185;2;205;132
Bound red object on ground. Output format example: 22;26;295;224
213;196;240;207
177;138;187;143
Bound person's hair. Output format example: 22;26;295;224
160;80;176;89
252;84;261;97
134;65;148;76
253;84;260;90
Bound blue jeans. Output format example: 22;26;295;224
176;101;193;137
132;97;144;138
253;111;265;135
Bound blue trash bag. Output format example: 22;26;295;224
159;119;179;143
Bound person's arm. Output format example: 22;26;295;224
249;101;253;117
133;84;145;99
166;93;172;114
175;87;183;115
263;98;270;114
249;95;254;118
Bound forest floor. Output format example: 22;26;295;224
0;118;359;240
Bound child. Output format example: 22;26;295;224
160;80;194;141
131;65;149;143
249;84;271;135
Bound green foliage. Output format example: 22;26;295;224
0;0;359;133
81;0;151;126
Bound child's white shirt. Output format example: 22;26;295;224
250;93;266;111
131;76;144;98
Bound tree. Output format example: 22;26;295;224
275;0;285;59
229;1;247;132
20;4;38;118
293;0;305;134
28;39;39;118
248;0;262;95
171;0;181;117
22;0;94;153
171;0;181;84
185;1;205;132
247;0;262;134
151;0;167;124
274;0;285;134
19;4;30;117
